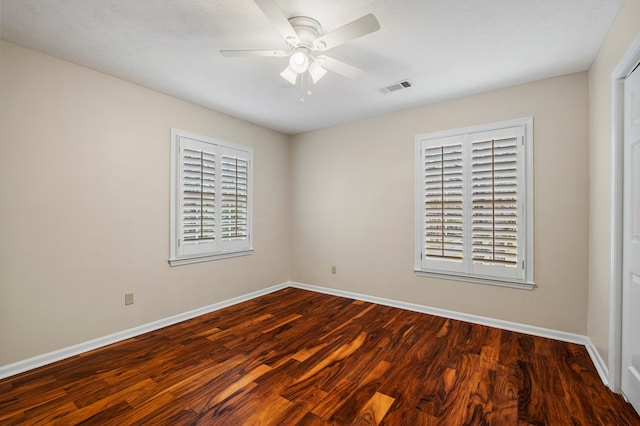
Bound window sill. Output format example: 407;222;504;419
169;249;253;267
414;269;535;291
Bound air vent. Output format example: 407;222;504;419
379;79;413;94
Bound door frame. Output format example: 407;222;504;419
609;33;640;393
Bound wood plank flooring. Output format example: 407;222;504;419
1;287;638;425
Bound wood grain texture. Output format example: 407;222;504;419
1;287;638;425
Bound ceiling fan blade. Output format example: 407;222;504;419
254;0;299;45
315;55;364;79
313;14;380;51
220;49;289;57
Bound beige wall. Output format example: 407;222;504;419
0;41;291;366
4;6;634;368
587;0;640;367
291;72;590;334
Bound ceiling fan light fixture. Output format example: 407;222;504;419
280;65;298;85
289;50;309;73
308;60;327;83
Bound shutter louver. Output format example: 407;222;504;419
220;153;249;241
182;148;216;242
424;143;464;261
471;137;518;267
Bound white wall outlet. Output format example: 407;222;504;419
124;292;134;305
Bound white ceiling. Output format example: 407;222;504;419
0;0;623;134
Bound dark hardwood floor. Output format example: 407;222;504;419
1;287;638;425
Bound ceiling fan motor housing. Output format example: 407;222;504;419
288;16;322;49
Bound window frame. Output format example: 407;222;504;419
414;117;534;290
169;128;253;266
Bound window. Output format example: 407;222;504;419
170;129;252;266
415;118;534;289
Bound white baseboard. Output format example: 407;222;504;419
0;280;611;389
0;283;288;380
288;281;611;386
585;338;610;387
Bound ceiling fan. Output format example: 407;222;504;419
220;0;380;86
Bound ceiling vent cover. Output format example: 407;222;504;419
379;79;412;94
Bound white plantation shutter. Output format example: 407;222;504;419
469;127;523;280
179;138;217;257
422;135;464;273
182;148;216;243
415;118;532;288
170;130;252;265
219;147;250;251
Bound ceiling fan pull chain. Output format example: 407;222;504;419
306;71;312;96
300;72;312;102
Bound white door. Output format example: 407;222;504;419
622;63;640;413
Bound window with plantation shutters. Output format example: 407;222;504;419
170;129;253;266
415;118;534;289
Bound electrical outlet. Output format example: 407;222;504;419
331;265;337;274
124;292;134;305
